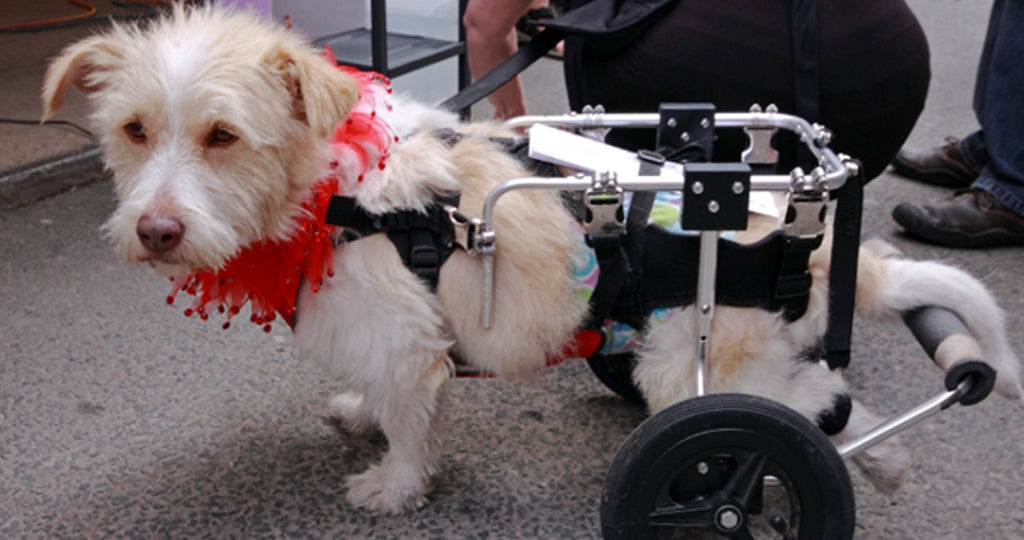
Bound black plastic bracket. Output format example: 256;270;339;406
656;103;716;160
681;162;751;231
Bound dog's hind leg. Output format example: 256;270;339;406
328;392;378;433
830;398;910;496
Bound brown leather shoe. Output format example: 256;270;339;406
892;189;1024;248
890;137;976;188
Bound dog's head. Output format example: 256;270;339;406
43;4;360;273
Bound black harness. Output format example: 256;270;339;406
323;193;461;291
321;129;558;292
322;129;467;291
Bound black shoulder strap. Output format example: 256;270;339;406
442;0;680;113
440;28;565;114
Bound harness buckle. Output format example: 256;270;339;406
584;171;625;239
409;243;440;281
783;166;829;239
742;103;780;166
446;205;491;256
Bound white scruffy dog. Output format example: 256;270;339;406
44;4;1022;513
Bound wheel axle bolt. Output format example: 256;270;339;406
715;506;743;531
697;462;709;475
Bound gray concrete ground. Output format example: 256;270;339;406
0;0;120;209
3;0;1024;538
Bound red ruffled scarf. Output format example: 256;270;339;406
166;56;394;332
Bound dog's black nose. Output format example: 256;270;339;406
136;215;184;253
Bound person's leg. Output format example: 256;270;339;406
463;0;536;119
564;1;793;156
971;0;1024;216
817;0;930;182
563;0;929;179
892;0;1024;248
890;130;982;189
956;129;989;175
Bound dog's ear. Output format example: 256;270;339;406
42;35;128;121
272;46;361;139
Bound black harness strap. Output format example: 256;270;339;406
776;235;824;321
581;154;661;333
322;129;471;292
639;228;817;318
441;28;565;114
823;162;864;370
323;193;461;292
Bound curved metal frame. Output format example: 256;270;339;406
468;108;993;466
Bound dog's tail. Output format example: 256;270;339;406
858;239;1023;405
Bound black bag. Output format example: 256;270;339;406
543;0;678;54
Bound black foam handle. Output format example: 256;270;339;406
902;306;997;406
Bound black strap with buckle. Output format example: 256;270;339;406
580;150;663;333
324;193;461;292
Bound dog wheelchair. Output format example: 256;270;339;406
453;104;1000;539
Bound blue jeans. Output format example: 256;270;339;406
958;0;1024;217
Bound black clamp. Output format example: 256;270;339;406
681;162;751;232
656;103;716;161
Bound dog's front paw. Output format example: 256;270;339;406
345;463;430;513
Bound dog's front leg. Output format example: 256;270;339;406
294;235;455;512
343;351;451;513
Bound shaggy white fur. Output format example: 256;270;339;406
43;2;1021;513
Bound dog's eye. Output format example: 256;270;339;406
208;127;237;147
124;122;146;143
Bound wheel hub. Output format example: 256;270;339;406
714;504;744;532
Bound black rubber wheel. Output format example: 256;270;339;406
601;393;855;539
587;352;646;406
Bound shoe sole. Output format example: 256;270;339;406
892;204;1024;248
890;160;973;189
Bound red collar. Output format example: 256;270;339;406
167;59;394;332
